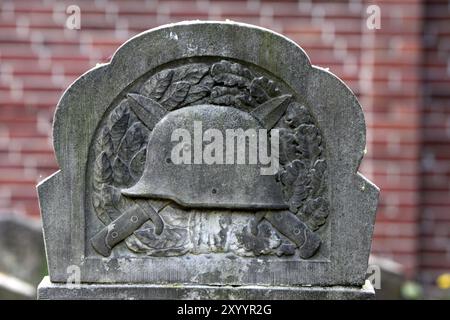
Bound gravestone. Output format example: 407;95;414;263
37;21;379;300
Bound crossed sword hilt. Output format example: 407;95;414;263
91;199;320;259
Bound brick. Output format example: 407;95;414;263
0;0;448;293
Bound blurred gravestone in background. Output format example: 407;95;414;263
0;215;46;299
37;21;378;300
368;255;406;300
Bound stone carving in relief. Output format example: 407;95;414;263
88;60;329;259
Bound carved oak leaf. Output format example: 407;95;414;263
173;64;209;84
309;159;327;196
210;60;253;87
235;93;259;110
92;194;111;224
100;185;122;217
278;128;300;165
278;159;305;187
284;103;313;129
109;104;130;151
276;100;330;224
290;173;311;212
129;147;146;180
141;69;174;100
159;81;190;110
117;122;147;163
96;127;114;159
112;156;131;186
300;198;329;231
309;198;329;230
249;76;280;103
296;124;322;164
238;224;283;256
277;159;313;213
183;85;211;106
93;152;113;185
199;74;215;87
210;86;242;105
92;151;114;224
92;153;121;224
180;74;215;107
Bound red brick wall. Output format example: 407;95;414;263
359;0;424;279
0;0;448;294
419;0;450;292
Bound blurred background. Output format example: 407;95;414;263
0;0;449;299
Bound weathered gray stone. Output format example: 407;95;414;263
38;276;375;300
37;21;379;299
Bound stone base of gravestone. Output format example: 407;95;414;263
37;276;374;300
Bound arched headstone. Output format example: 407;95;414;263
37;21;379;300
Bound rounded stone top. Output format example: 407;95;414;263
52;21;365;174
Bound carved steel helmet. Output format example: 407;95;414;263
121;94;291;210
